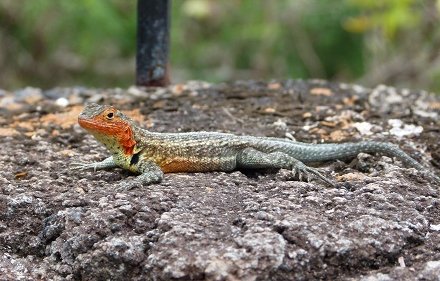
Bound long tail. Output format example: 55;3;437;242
261;139;440;183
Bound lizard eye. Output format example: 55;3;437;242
106;112;114;120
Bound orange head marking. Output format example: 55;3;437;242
78;104;136;155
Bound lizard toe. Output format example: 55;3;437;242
70;162;90;171
116;181;139;192
291;163;336;187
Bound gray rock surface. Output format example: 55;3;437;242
0;80;439;280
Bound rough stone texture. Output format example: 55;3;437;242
0;80;439;280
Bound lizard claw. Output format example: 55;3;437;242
306;173;311;183
115;183;130;192
298;171;304;182
115;179;142;192
291;162;336;187
70;157;118;173
70;162;94;171
291;168;297;178
115;172;163;192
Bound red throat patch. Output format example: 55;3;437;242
78;107;137;156
121;126;136;155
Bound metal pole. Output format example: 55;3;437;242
136;0;170;87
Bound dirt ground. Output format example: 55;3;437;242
0;80;439;280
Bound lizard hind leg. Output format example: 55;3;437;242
236;148;335;186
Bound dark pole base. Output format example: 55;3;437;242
136;0;170;87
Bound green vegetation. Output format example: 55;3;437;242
0;0;439;92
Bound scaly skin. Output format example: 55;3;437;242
72;103;440;190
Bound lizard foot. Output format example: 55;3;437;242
115;180;142;192
70;157;118;172
70;162;99;172
291;162;336;187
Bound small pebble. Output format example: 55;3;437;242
55;97;70;107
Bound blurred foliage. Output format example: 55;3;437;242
0;0;439;92
172;1;364;83
344;0;421;38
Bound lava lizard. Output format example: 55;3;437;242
72;103;440;190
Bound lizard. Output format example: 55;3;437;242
72;103;440;190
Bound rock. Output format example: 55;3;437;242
0;80;439;280
15;87;44;104
418;260;440;280
55;97;70;107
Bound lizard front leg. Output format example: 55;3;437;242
71;156;119;172
117;160;164;191
236;148;335;186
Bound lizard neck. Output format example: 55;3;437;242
132;126;155;145
87;122;139;158
112;126;153;168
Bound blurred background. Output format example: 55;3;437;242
1;0;439;92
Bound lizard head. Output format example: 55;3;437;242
78;103;136;155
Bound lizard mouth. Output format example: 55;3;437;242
78;117;101;131
78;116;119;133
